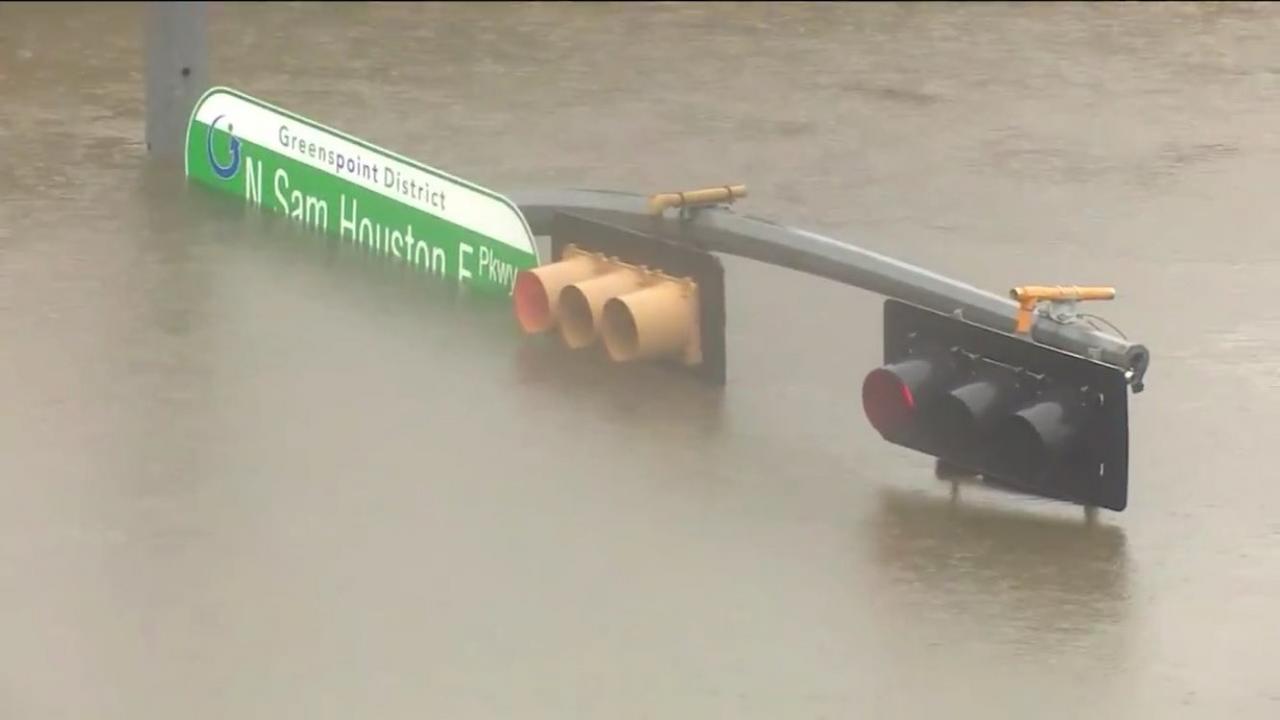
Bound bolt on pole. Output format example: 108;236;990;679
145;1;209;161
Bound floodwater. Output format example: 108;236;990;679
2;2;1279;717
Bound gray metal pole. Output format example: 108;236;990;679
509;189;1150;392
145;1;209;160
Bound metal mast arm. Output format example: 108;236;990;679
509;188;1149;392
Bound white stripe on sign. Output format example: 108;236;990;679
193;89;536;256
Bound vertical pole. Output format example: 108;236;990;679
145;1;209;160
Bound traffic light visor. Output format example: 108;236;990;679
513;253;601;334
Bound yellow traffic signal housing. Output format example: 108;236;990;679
512;212;726;384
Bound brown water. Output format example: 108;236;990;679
3;2;1280;717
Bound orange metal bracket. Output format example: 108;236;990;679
647;184;747;215
1010;285;1116;335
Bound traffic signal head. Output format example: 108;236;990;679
511;211;725;384
864;299;1130;510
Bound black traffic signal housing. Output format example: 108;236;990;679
863;298;1130;511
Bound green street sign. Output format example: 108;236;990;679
184;86;540;295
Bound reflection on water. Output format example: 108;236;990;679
871;487;1130;633
512;336;729;444
862;487;1135;716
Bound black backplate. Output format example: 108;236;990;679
550;211;726;385
882;298;1130;511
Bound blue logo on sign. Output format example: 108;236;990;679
206;114;242;180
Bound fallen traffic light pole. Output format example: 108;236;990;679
176;83;1149;515
510;186;1149;390
509;186;1149;513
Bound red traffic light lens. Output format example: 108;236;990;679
862;366;917;437
862;356;957;438
512;270;552;333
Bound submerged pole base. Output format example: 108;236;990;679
145;1;210;161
